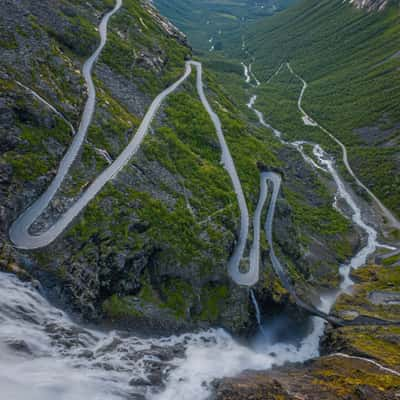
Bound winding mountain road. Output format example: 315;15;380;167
9;2;255;290
253;172;345;325
9;0;123;249
9;0;280;289
12;0;396;298
193;62;251;286
11;55;256;288
8;0;254;286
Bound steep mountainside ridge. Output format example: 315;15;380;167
0;0;252;332
205;0;400;396
1;0;400;398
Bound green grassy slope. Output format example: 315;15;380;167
246;0;400;218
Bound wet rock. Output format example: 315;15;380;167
214;372;291;400
129;377;152;387
369;291;400;305
95;337;123;355
6;339;33;355
338;310;360;320
78;349;94;359
149;343;185;361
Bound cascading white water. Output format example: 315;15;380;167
1;62;352;400
250;289;263;328
1;272;311;400
3;58;388;400
249;289;269;339
313;145;379;293
241;63;251;84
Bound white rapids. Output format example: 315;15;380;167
2;2;323;397
0;271;322;400
3;267;395;400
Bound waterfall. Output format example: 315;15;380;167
250;289;266;336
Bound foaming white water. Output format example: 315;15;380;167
155;311;330;400
287;62;400;231
250;290;263;328
245;64;380;296
0;273;132;400
0;268;337;400
247;95;283;138
0;272;293;400
151;330;274;400
250;289;269;340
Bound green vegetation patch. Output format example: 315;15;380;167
100;0;190;95
312;354;400;395
199;283;230;321
335;265;400;321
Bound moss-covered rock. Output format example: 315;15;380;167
214;355;400;399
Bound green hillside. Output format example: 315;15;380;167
246;0;400;218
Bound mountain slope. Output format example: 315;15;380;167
246;0;400;223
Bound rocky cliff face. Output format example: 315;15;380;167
215;261;400;399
